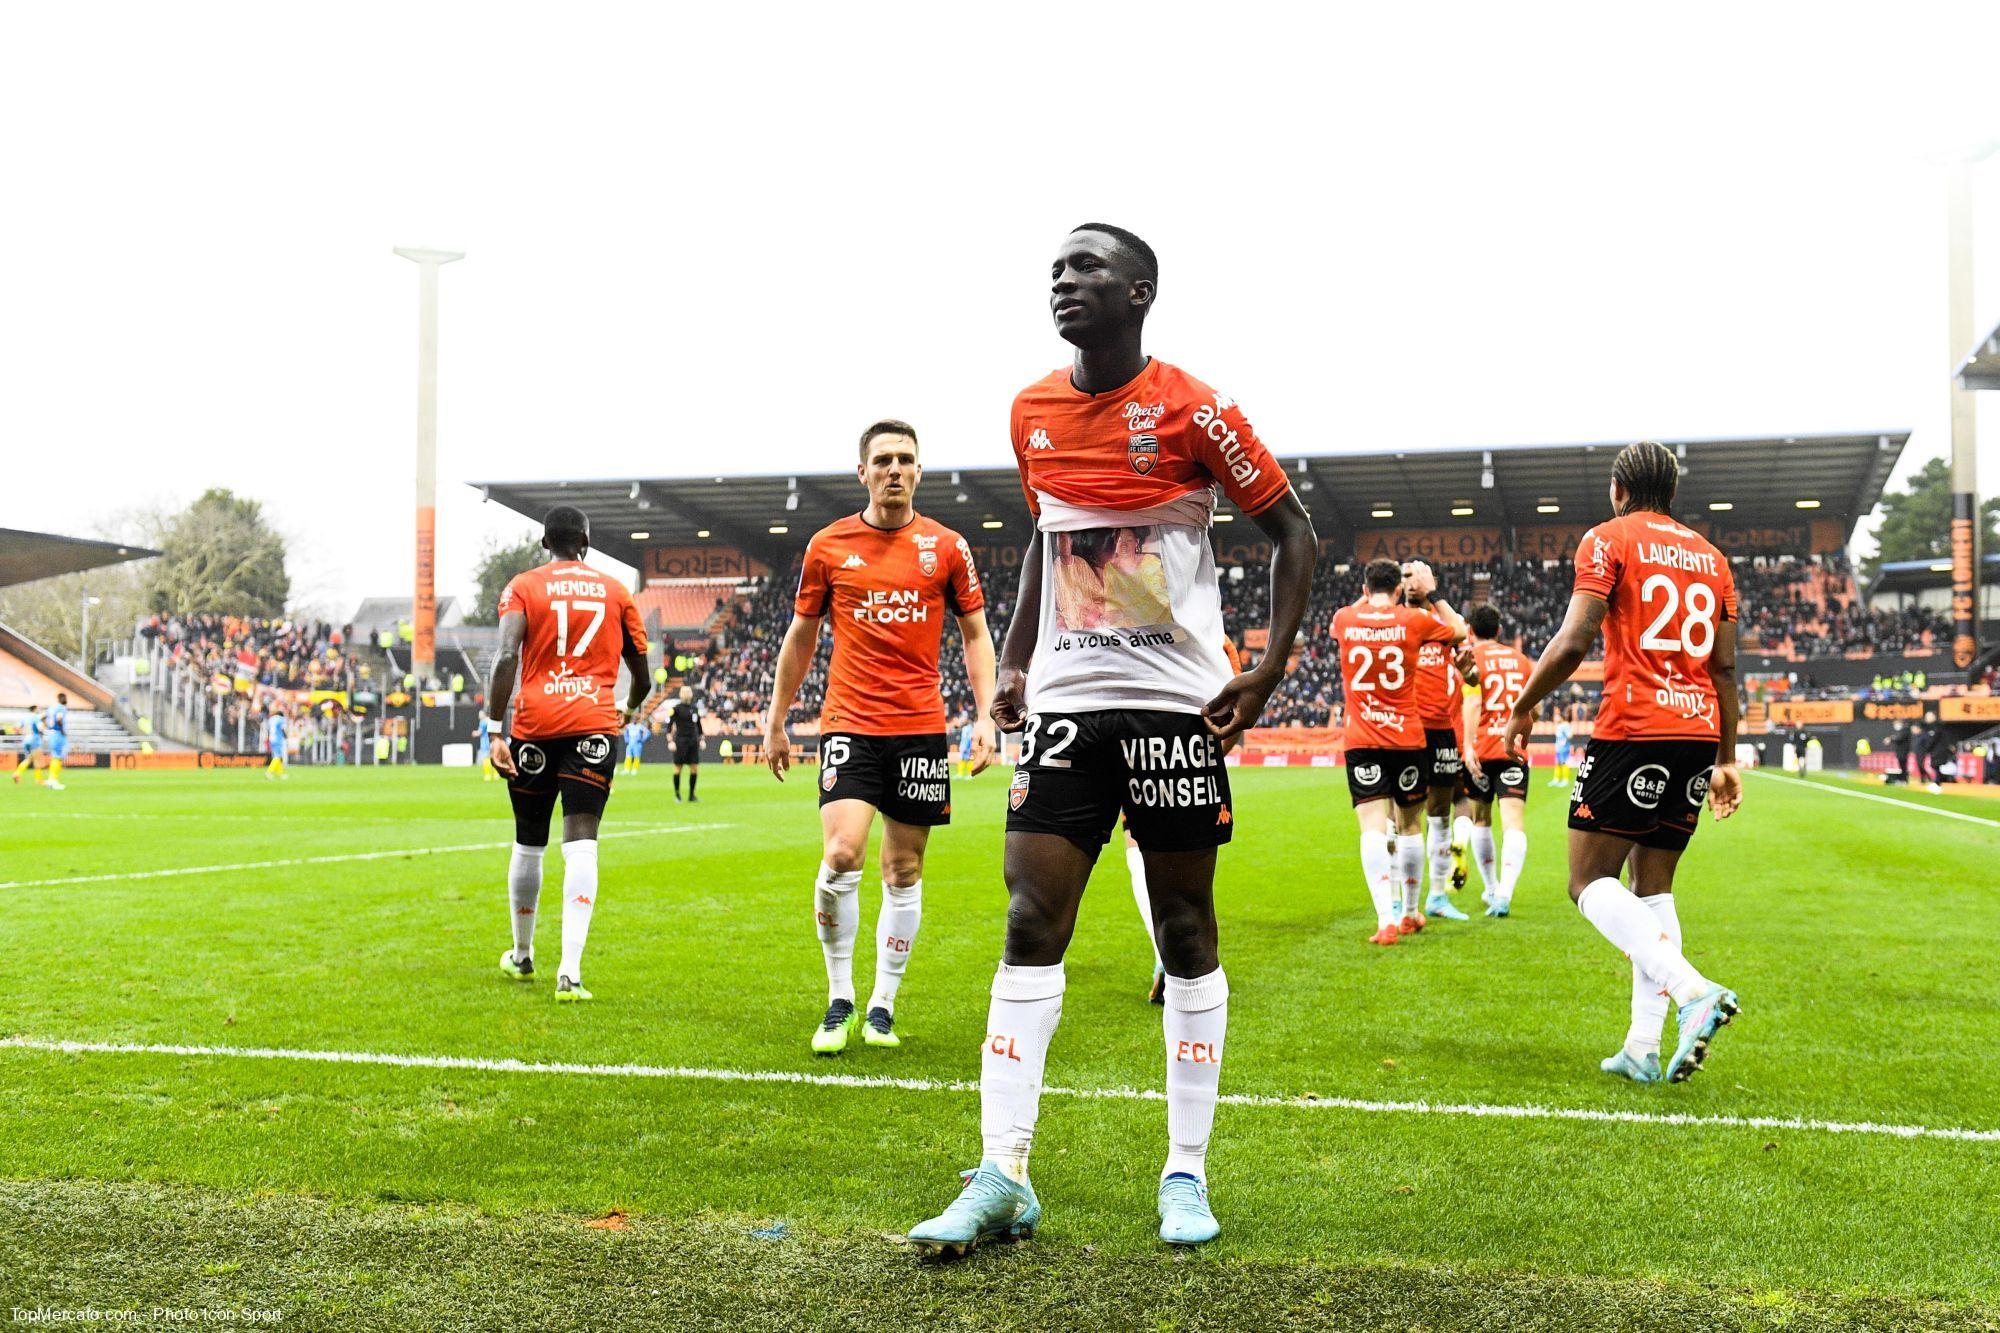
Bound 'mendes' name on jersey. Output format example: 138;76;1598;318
542;577;610;598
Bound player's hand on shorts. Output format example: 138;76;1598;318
1203;669;1277;743
1708;763;1742;819
991;667;1028;734
490;736;516;778
1502;707;1533;761
969;717;997;776
1463;750;1484;784
764;722;790;781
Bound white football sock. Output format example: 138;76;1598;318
508;842;543;963
557;839;598;985
1472;826;1498;895
1577;878;1710;1006
1127;843;1161;967
868;879;922;1014
1163;969;1228;1183
1426;815;1452;899
1397;834;1423;918
1626;893;1681;1057
1498;829;1528;902
1360;831;1397;928
981;962;1065;1183
813;861;862;1004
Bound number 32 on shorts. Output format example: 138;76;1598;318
1020;715;1078;768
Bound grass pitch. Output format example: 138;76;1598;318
3;761;1998;1329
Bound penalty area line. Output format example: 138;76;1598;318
1744;770;2000;829
5;1036;1997;1145
0;824;732;890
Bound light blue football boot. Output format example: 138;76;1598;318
1666;986;1740;1083
906;1163;1041;1258
1157;1173;1220;1245
1600;1047;1661;1084
1425;891;1471;922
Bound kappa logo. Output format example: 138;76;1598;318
1397;764;1421;792
577;734;611;765
841;553;867;569
1128;434;1160;475
1027;428;1055;451
1355;763;1382;786
1215;804;1232;825
821;765;839;792
1686;770;1712;806
1627;764;1671;810
516;742;547;776
1008;769;1031;810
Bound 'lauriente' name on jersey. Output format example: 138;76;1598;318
1010;358;1291;714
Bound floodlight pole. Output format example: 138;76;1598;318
1945;155;1990;671
393;246;465;691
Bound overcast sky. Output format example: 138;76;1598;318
7;4;2000;618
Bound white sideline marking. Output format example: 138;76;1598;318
1745;770;2000;829
5;1036;1996;1145
0;825;731;890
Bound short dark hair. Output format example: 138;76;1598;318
543;504;590;551
1469;605;1502;639
1363;558;1403;593
56;692;67;704
859;419;918;462
1070;223;1159;286
1613;441;1679;514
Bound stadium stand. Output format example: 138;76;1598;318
0;527;157;756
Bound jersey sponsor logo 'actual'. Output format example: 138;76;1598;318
1627;764;1671;810
1188;392;1264;490
1128;434;1159;475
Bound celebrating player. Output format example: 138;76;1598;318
1406;565;1470;922
1333;560;1457;943
1504;441;1742;1084
908;224;1317;1255
669;686;701;799
1458;606;1534;916
485;504;651;1002
764;419;995;1055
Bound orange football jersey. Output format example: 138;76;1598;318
1331;600;1453;750
1573;511;1738;742
1467;639;1536;761
1412;605;1460;730
795;512;983;736
498;560;648;740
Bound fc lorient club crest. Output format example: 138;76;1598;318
918;550;937;576
1008;770;1030;810
1128;434;1159;475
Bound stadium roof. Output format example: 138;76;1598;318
1955;317;2000;389
1869;552;2000;596
474;431;1910;570
0;527;159;591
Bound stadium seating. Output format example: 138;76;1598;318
636;581;735;633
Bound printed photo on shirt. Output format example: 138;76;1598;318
1052;526;1171;631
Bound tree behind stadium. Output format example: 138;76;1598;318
460;534;546;626
145;488;290;617
1864;457;2000;581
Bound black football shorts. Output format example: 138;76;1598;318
1005;710;1232;855
507;731;618;846
1568;738;1718;851
818;732;951;826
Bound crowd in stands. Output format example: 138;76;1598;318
141;614;365;693
666;548;1982;735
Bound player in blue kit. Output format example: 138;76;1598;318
264;708;289;780
476;714;499;780
42;694;70;790
12;707;46;786
623;718;651;775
